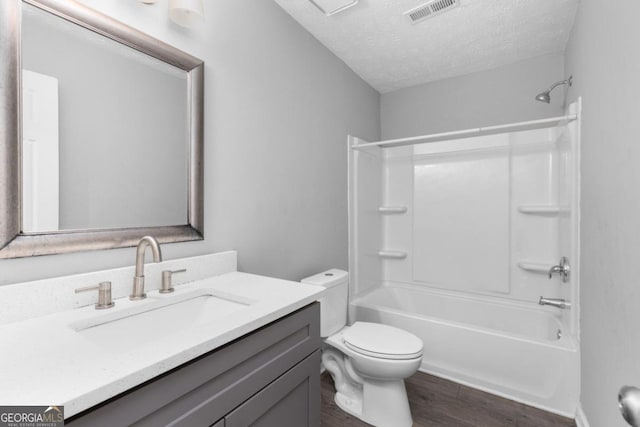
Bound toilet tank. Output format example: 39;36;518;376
301;269;348;337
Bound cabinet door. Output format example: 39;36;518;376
225;350;320;427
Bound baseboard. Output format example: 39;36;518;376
575;405;590;427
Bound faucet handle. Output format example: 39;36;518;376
75;281;115;310
548;265;562;279
160;269;187;294
548;257;570;282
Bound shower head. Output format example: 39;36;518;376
535;92;552;103
535;76;573;104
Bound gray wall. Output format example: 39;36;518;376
0;0;380;285
380;53;565;139
565;2;640;425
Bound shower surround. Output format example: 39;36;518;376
348;101;581;416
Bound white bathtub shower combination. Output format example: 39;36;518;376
348;102;581;416
351;285;578;415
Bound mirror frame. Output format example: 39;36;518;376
0;0;204;259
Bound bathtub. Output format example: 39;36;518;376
350;284;579;417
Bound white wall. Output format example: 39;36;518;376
0;0;380;285
565;2;640;425
380;53;565;139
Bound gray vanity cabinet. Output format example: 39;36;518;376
225;350;319;427
66;303;320;427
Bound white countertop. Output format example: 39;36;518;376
0;271;324;417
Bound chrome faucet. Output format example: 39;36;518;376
548;257;570;282
130;236;163;300
539;297;571;309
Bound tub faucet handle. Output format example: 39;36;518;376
548;257;570;282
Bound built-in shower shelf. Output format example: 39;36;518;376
378;251;408;259
518;205;569;216
517;262;553;274
378;206;408;214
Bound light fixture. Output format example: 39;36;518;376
168;0;204;27
309;0;358;16
138;0;158;4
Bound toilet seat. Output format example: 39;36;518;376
342;322;423;360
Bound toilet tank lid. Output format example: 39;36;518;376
300;269;348;288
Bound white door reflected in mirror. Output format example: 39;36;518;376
22;69;59;233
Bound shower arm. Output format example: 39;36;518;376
544;77;573;94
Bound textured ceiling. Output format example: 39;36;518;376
273;0;578;93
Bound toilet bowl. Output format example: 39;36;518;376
301;269;423;427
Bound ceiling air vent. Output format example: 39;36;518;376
404;0;460;24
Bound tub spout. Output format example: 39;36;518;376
539;297;571;309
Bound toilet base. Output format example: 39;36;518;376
333;380;413;427
323;347;414;427
334;391;362;419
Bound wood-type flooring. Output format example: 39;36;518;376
320;371;576;427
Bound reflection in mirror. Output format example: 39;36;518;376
0;0;203;259
21;2;189;232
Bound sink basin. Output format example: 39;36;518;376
70;289;255;349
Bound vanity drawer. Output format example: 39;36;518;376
66;302;320;427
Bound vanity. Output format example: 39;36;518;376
0;251;324;425
0;2;325;424
67;303;321;426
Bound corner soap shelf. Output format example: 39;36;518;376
517;262;553;274
378;206;408;214
378;251;408;260
518;205;569;216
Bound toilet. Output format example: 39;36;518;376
301;269;423;427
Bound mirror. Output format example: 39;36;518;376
22;3;190;232
0;0;204;258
